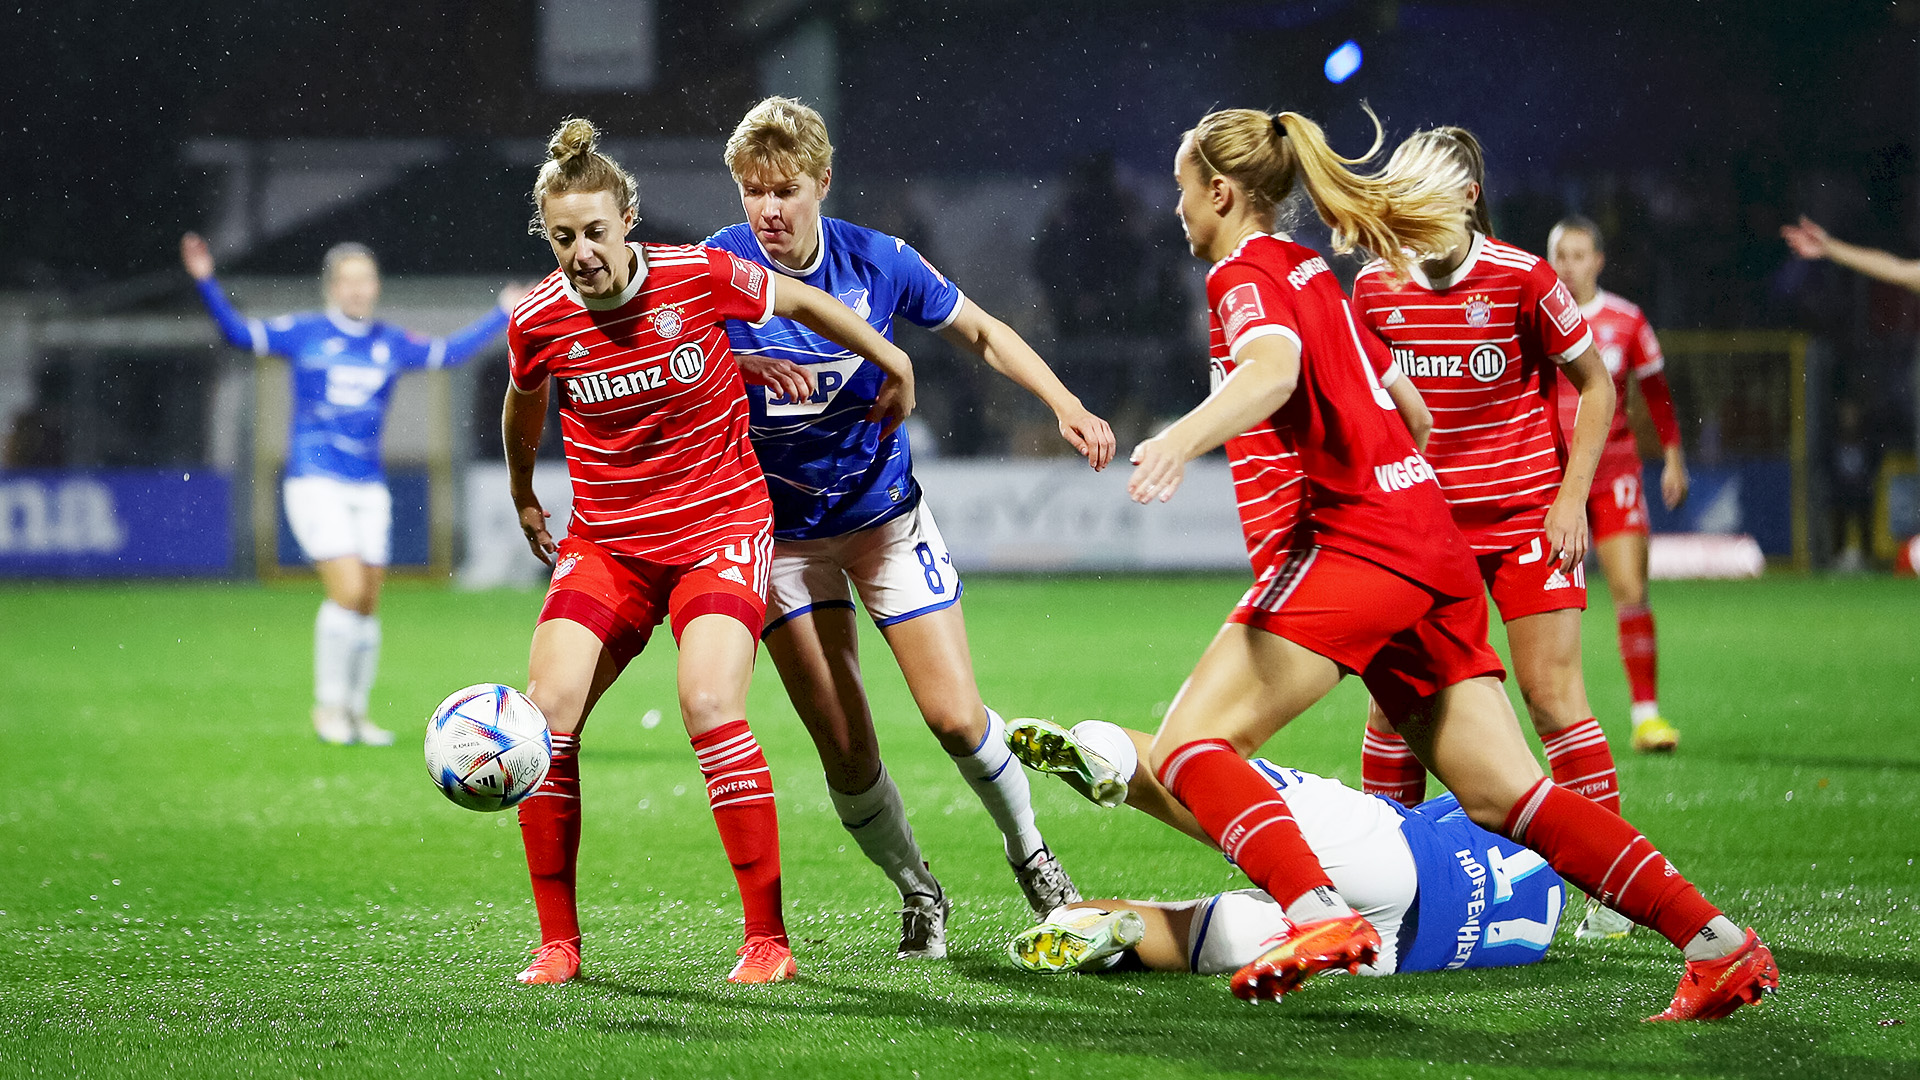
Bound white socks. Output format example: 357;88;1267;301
1070;720;1139;783
1283;885;1356;926
314;601;380;716
1685;915;1746;962
828;765;940;900
349;613;380;717
950;708;1046;864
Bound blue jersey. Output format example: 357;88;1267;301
196;278;508;482
1395;793;1564;973
705;217;965;541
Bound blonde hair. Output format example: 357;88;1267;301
1387;126;1491;236
725;96;833;183
1184;107;1470;277
528;118;638;234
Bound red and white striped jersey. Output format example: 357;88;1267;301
508;243;779;564
1207;233;1478;599
1353;233;1595;554
1555;290;1682;457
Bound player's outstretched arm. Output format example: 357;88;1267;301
1545;344;1615;571
773;278;916;437
503;380;557;567
1128;334;1300;505
1782;215;1920;293
180;231;257;352
938;300;1116;470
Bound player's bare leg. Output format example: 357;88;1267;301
1399;677;1774;1020
1597;532;1678;753
1146;624;1378;1001
883;603;1078;915
311;556;390;745
677;613;793;983
1506;607;1634;937
764;608;947;957
515;618;620;985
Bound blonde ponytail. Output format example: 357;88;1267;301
528;118;639;234
1184;106;1471;277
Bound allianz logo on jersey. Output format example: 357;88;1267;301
0;477;126;554
1390;344;1508;383
565;344;708;405
764;357;865;417
1374;452;1438;494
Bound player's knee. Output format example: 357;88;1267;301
923;702;986;747
677;684;740;729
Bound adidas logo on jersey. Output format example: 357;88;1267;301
1385;308;1406;325
718;566;747;585
567;341;589;360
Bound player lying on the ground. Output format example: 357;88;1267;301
1003;719;1564;977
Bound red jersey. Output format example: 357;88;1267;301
508;242;779;564
1352;233;1596;554
1207;233;1478;599
1554;290;1682;458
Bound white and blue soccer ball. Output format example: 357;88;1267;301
424;684;552;812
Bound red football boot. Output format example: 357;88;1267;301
515;938;581;985
1229;913;1380;1002
1647;929;1779;1021
727;936;796;984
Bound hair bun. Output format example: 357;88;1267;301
548;118;599;164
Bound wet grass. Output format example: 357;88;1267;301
1;574;1915;1078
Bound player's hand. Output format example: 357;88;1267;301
868;369;915;440
738;355;817;405
1128;435;1188;504
180;232;215;281
1543;493;1589;572
1661;451;1690;510
1781;216;1831;260
517;502;558;568
497;281;534;313
1057;402;1117;471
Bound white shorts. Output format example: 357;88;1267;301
283;475;391;566
1186;766;1416;976
764;499;962;634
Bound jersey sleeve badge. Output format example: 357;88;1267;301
1542;280;1583;335
1221;281;1266;341
731;257;767;300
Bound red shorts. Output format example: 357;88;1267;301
538;533;770;669
1231;546;1505;719
1478;535;1587;623
1588;450;1650;543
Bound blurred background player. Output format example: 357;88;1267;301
1126;106;1773;1018
1349;128;1638;940
180;233;520;746
503;118;916;987
704;97;1117;958
1547;216;1689;753
1002;719;1564;979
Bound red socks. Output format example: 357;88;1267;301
1540;717;1621;816
1157;739;1333;909
517;732;582;948
691;720;787;946
1362;727;1428;808
1505;779;1720;949
1617;604;1659;712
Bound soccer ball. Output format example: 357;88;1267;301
424;684;552;812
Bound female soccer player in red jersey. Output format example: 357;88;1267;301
1127;106;1775;1019
502;118;917;987
1347;129;1638;939
1548;216;1689;754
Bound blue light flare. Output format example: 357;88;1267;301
1325;40;1363;84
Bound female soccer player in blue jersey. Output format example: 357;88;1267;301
706;97;1117;959
182;233;521;745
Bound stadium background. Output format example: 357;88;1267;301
1;3;1917;1078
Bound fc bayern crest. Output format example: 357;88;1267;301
552;553;579;580
653;307;684;339
1463;295;1493;328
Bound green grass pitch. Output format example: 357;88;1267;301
2;574;1915;1078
